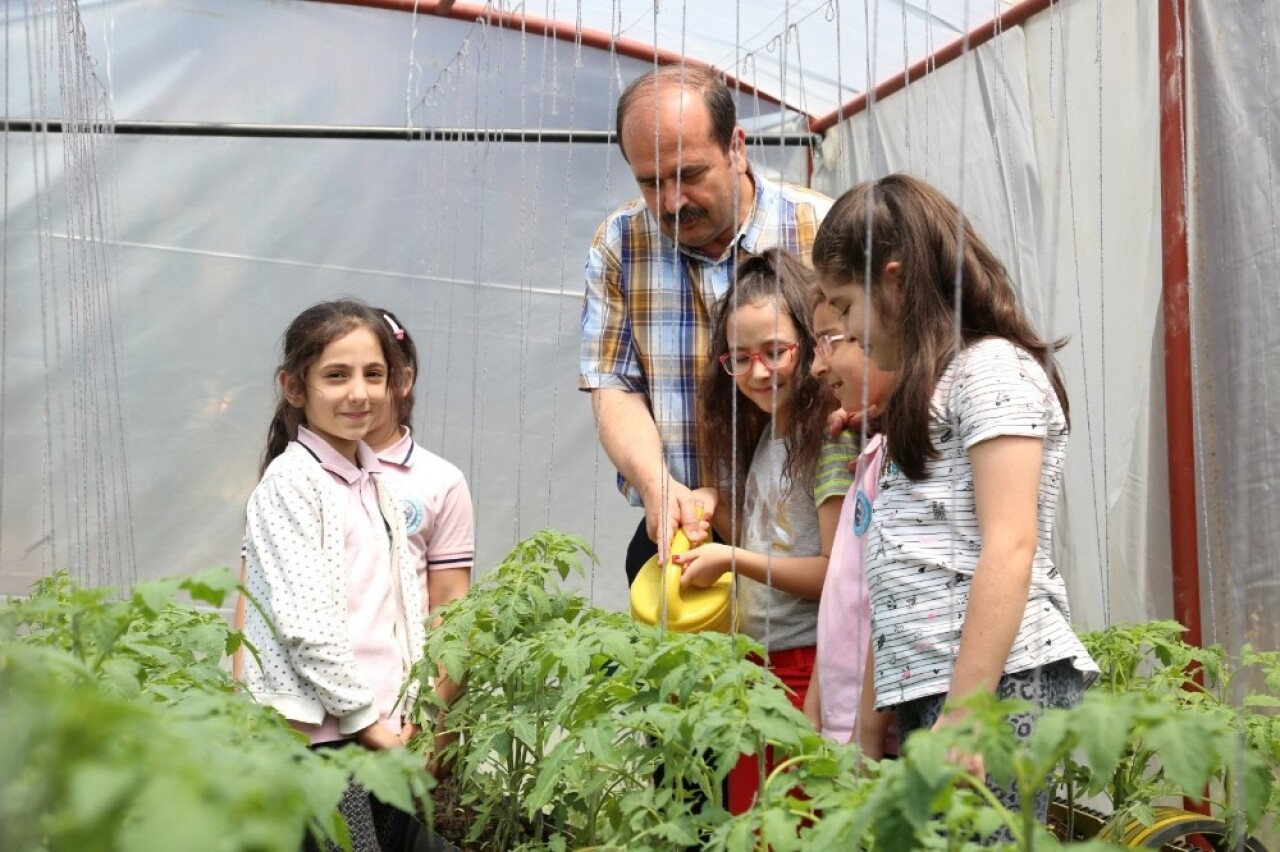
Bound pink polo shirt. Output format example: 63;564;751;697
375;427;475;613
815;435;883;744
292;427;405;744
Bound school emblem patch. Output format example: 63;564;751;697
402;495;426;535
853;489;873;537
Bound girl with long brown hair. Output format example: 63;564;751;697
813;174;1097;839
674;248;856;812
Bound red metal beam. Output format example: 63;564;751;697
809;0;1056;134
1158;0;1209;821
1158;1;1203;650
307;0;795;113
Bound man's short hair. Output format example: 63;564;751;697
615;66;737;162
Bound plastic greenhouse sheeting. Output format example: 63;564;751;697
2;0;1278;668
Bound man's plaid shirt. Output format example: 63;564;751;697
579;170;833;505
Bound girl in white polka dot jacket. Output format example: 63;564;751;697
813;174;1098;835
240;300;427;843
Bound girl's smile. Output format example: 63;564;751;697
810;302;895;415
725;298;800;425
284;326;389;463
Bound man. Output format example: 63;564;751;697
579;65;833;585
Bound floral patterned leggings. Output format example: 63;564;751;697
895;658;1086;843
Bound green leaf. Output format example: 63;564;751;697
99;657;143;696
1143;715;1220;795
180;566;240;607
760;806;803;851
116;778;225;852
130;578;183;617
344;752;422;815
66;762;139;826
298;759;350;827
1072;693;1134;790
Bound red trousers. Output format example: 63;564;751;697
726;644;816;814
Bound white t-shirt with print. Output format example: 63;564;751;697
866;338;1098;709
737;427;856;651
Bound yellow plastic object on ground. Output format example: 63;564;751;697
629;528;733;633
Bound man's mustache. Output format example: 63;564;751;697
662;206;708;229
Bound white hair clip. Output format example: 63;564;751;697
383;314;406;341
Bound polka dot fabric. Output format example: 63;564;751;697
242;442;425;735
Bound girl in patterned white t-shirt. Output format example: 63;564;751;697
813;174;1097;833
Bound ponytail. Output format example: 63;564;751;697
260;401;303;477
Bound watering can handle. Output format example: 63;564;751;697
663;502;703;616
664;548;684;618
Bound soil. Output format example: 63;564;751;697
428;775;479;852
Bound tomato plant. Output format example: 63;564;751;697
5;538;1277;851
0;569;432;852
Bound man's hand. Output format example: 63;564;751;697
643;477;712;565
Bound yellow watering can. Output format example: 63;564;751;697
629;527;733;633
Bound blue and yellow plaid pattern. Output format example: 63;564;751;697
580;170;833;505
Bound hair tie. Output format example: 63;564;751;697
383;314;406;341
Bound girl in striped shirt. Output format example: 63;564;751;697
813;174;1097;836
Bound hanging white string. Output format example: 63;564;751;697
856;0;878;718
467;13;501;563
1091;0;1111;623
588;0;624;608
1;0;12;569
405;0;423;128
727;0;743;641
542;0;584;537
943;0;973;698
26;0;59;578
898;1;914;175
758;0;796;670
1046;0;1107;629
407;4;495;125
654;0;670;633
511;2;553;541
15;0;134;590
1246;0;1279;653
922;0;936;180
829;0;849;189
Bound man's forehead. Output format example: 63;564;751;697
622;87;714;139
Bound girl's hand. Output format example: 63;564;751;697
930;711;986;782
356;721;403;751
673;542;733;588
428;728;460;779
686;487;718;544
398;722;421;746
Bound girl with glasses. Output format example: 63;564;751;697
675;248;856;812
804;293;898;757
